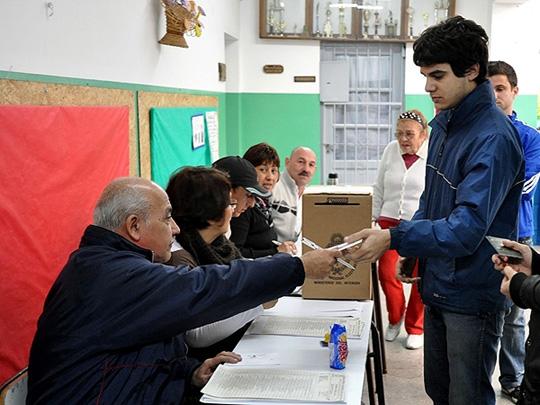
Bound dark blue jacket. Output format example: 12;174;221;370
510;111;540;239
390;80;524;314
27;225;304;404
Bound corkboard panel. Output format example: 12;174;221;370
137;91;218;179
0;79;137;175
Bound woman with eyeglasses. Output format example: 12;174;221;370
230;142;297;258
372;109;429;350
165;166;266;361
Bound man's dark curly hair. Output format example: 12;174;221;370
413;16;489;85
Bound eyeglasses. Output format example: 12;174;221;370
395;131;417;140
271;203;297;216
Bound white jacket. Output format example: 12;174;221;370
372;140;428;221
271;169;301;243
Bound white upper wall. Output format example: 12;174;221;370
405;0;539;96
0;0;238;92
237;0;320;94
490;1;540;94
1;0;537;96
405;0;494;94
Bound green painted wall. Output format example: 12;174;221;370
405;94;436;123
513;95;538;127
232;93;322;184
406;93;539;127
3;71;537;185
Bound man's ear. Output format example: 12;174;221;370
465;63;480;82
513;85;519;98
125;214;142;242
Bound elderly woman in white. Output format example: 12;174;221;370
372;110;429;350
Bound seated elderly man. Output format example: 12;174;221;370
27;177;340;404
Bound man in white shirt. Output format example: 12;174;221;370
271;147;317;249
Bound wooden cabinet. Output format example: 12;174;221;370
259;0;456;43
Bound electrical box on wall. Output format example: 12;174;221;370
320;61;349;103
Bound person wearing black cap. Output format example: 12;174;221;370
212;156;271;217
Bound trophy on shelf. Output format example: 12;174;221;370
267;0;285;35
323;2;333;38
385;10;398;38
406;6;415;38
362;4;372;39
338;0;347;38
422;12;429;32
434;0;449;24
373;8;382;39
314;1;321;36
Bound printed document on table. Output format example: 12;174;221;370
247;315;365;338
201;367;346;403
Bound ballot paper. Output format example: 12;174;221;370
201;367;346;403
247;315;365;338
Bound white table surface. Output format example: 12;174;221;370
200;296;373;405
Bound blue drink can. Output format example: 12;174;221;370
329;323;348;369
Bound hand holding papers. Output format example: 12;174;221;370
299;243;343;279
343;228;391;263
302;237;356;271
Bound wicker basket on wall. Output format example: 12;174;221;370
159;1;192;48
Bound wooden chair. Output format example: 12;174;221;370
0;368;28;405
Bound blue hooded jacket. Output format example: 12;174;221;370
390;80;524;314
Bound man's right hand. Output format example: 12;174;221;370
300;249;341;279
191;351;242;388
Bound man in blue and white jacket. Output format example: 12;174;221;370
346;17;524;405
488;60;540;403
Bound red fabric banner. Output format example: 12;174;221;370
0;105;129;383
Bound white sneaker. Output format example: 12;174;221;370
384;317;403;342
405;334;423;350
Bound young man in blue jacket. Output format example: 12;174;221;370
488;60;540;403
346;17;524;404
27;177;340;404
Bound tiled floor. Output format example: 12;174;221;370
362;283;526;404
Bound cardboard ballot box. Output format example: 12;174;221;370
302;185;372;300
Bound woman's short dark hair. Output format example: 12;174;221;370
243;142;281;169
166;167;231;231
413;16;489;85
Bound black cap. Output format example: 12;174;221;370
212;156;271;198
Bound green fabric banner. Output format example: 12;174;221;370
150;107;215;188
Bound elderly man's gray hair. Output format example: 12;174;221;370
93;177;155;231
